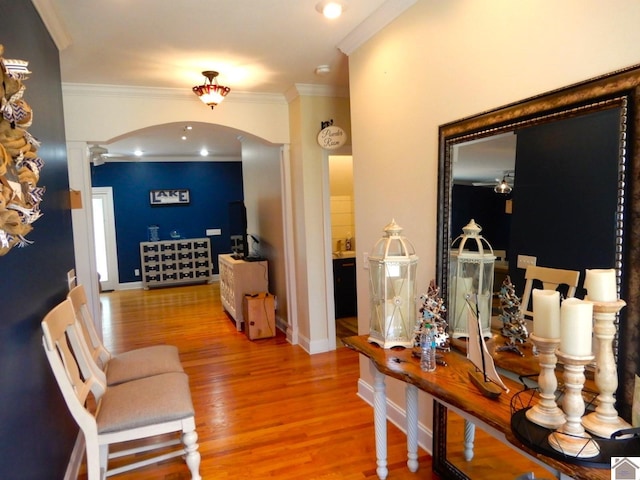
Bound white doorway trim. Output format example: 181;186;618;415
323;146;353;351
280;145;298;344
92;187;119;291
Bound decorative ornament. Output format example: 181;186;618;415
414;279;449;351
496;276;529;356
0;45;44;255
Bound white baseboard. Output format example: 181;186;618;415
356;377;433;454
115;275;220;291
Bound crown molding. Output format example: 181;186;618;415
61;83;287;105
338;0;417;56
31;0;72;50
284;83;349;103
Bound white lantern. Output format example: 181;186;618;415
449;219;495;338
368;220;418;349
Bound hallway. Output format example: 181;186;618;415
85;283;435;479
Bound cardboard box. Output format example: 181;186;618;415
243;292;275;340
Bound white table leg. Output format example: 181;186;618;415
463;420;475;461
406;384;419;472
372;364;388;480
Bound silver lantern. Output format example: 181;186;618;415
368;220;418;349
449;219;495;338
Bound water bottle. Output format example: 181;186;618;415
420;327;436;372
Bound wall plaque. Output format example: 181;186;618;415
149;189;190;205
317;125;347;150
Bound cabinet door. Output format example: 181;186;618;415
334;258;357;318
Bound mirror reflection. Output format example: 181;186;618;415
435;65;640;479
444;408;552;479
450;107;622;306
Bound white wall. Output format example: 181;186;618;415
349;0;640;445
62;86;289;145
240;137;288;331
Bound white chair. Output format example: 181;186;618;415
520;264;581;321
68;284;184;385
42;298;201;480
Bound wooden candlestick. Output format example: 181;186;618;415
582;299;631;438
526;334;565;429
548;351;599;458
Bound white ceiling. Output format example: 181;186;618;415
453;133;517;186
38;0;410;161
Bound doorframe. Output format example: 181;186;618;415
91;186;119;291
322;146;353;351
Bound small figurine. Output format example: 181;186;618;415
496;276;528;356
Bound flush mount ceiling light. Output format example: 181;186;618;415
192;71;230;109
315;64;331;75
315;0;346;19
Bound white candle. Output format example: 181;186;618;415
584;268;617;302
560;298;593;356
532;289;560;338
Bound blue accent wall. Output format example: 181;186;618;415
91;161;244;283
0;3;77;478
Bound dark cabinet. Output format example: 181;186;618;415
333;257;357;318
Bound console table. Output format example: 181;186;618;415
342;335;611;480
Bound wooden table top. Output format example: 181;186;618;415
342;334;613;480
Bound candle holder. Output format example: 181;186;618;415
582;299;631;438
526;334;565;429
548;351;599;458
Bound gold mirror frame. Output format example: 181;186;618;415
435;65;640;478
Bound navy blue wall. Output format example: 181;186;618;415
91;161;244;283
451;184;511;252
508;108;620;295
0;3;77;478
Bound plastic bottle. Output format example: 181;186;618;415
420;326;437;372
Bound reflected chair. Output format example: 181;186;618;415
520;264;581;322
68;284;183;385
42;298;201;480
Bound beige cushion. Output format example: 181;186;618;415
97;372;194;434
106;345;184;386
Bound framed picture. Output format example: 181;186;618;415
149;189;190;205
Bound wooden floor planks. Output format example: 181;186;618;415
77;283;435;479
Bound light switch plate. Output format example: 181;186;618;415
517;254;537;269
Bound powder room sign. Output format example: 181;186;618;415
149;189;190;205
317;125;347;150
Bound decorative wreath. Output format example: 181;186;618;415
0;44;44;256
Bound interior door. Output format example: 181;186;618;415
92;187;119;291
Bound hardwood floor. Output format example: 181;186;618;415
81;283;436;479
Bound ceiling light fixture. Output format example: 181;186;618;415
494;176;513;194
192;71;230;109
315;1;346;19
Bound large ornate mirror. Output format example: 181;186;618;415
435;65;640;478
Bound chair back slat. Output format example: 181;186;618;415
68;284;111;367
521;265;581;320
42;299;105;409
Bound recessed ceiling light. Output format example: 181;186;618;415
200;148;209;156
315;65;331;75
315;1;346;19
181;135;187;140
185;125;193;130
134;149;143;157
